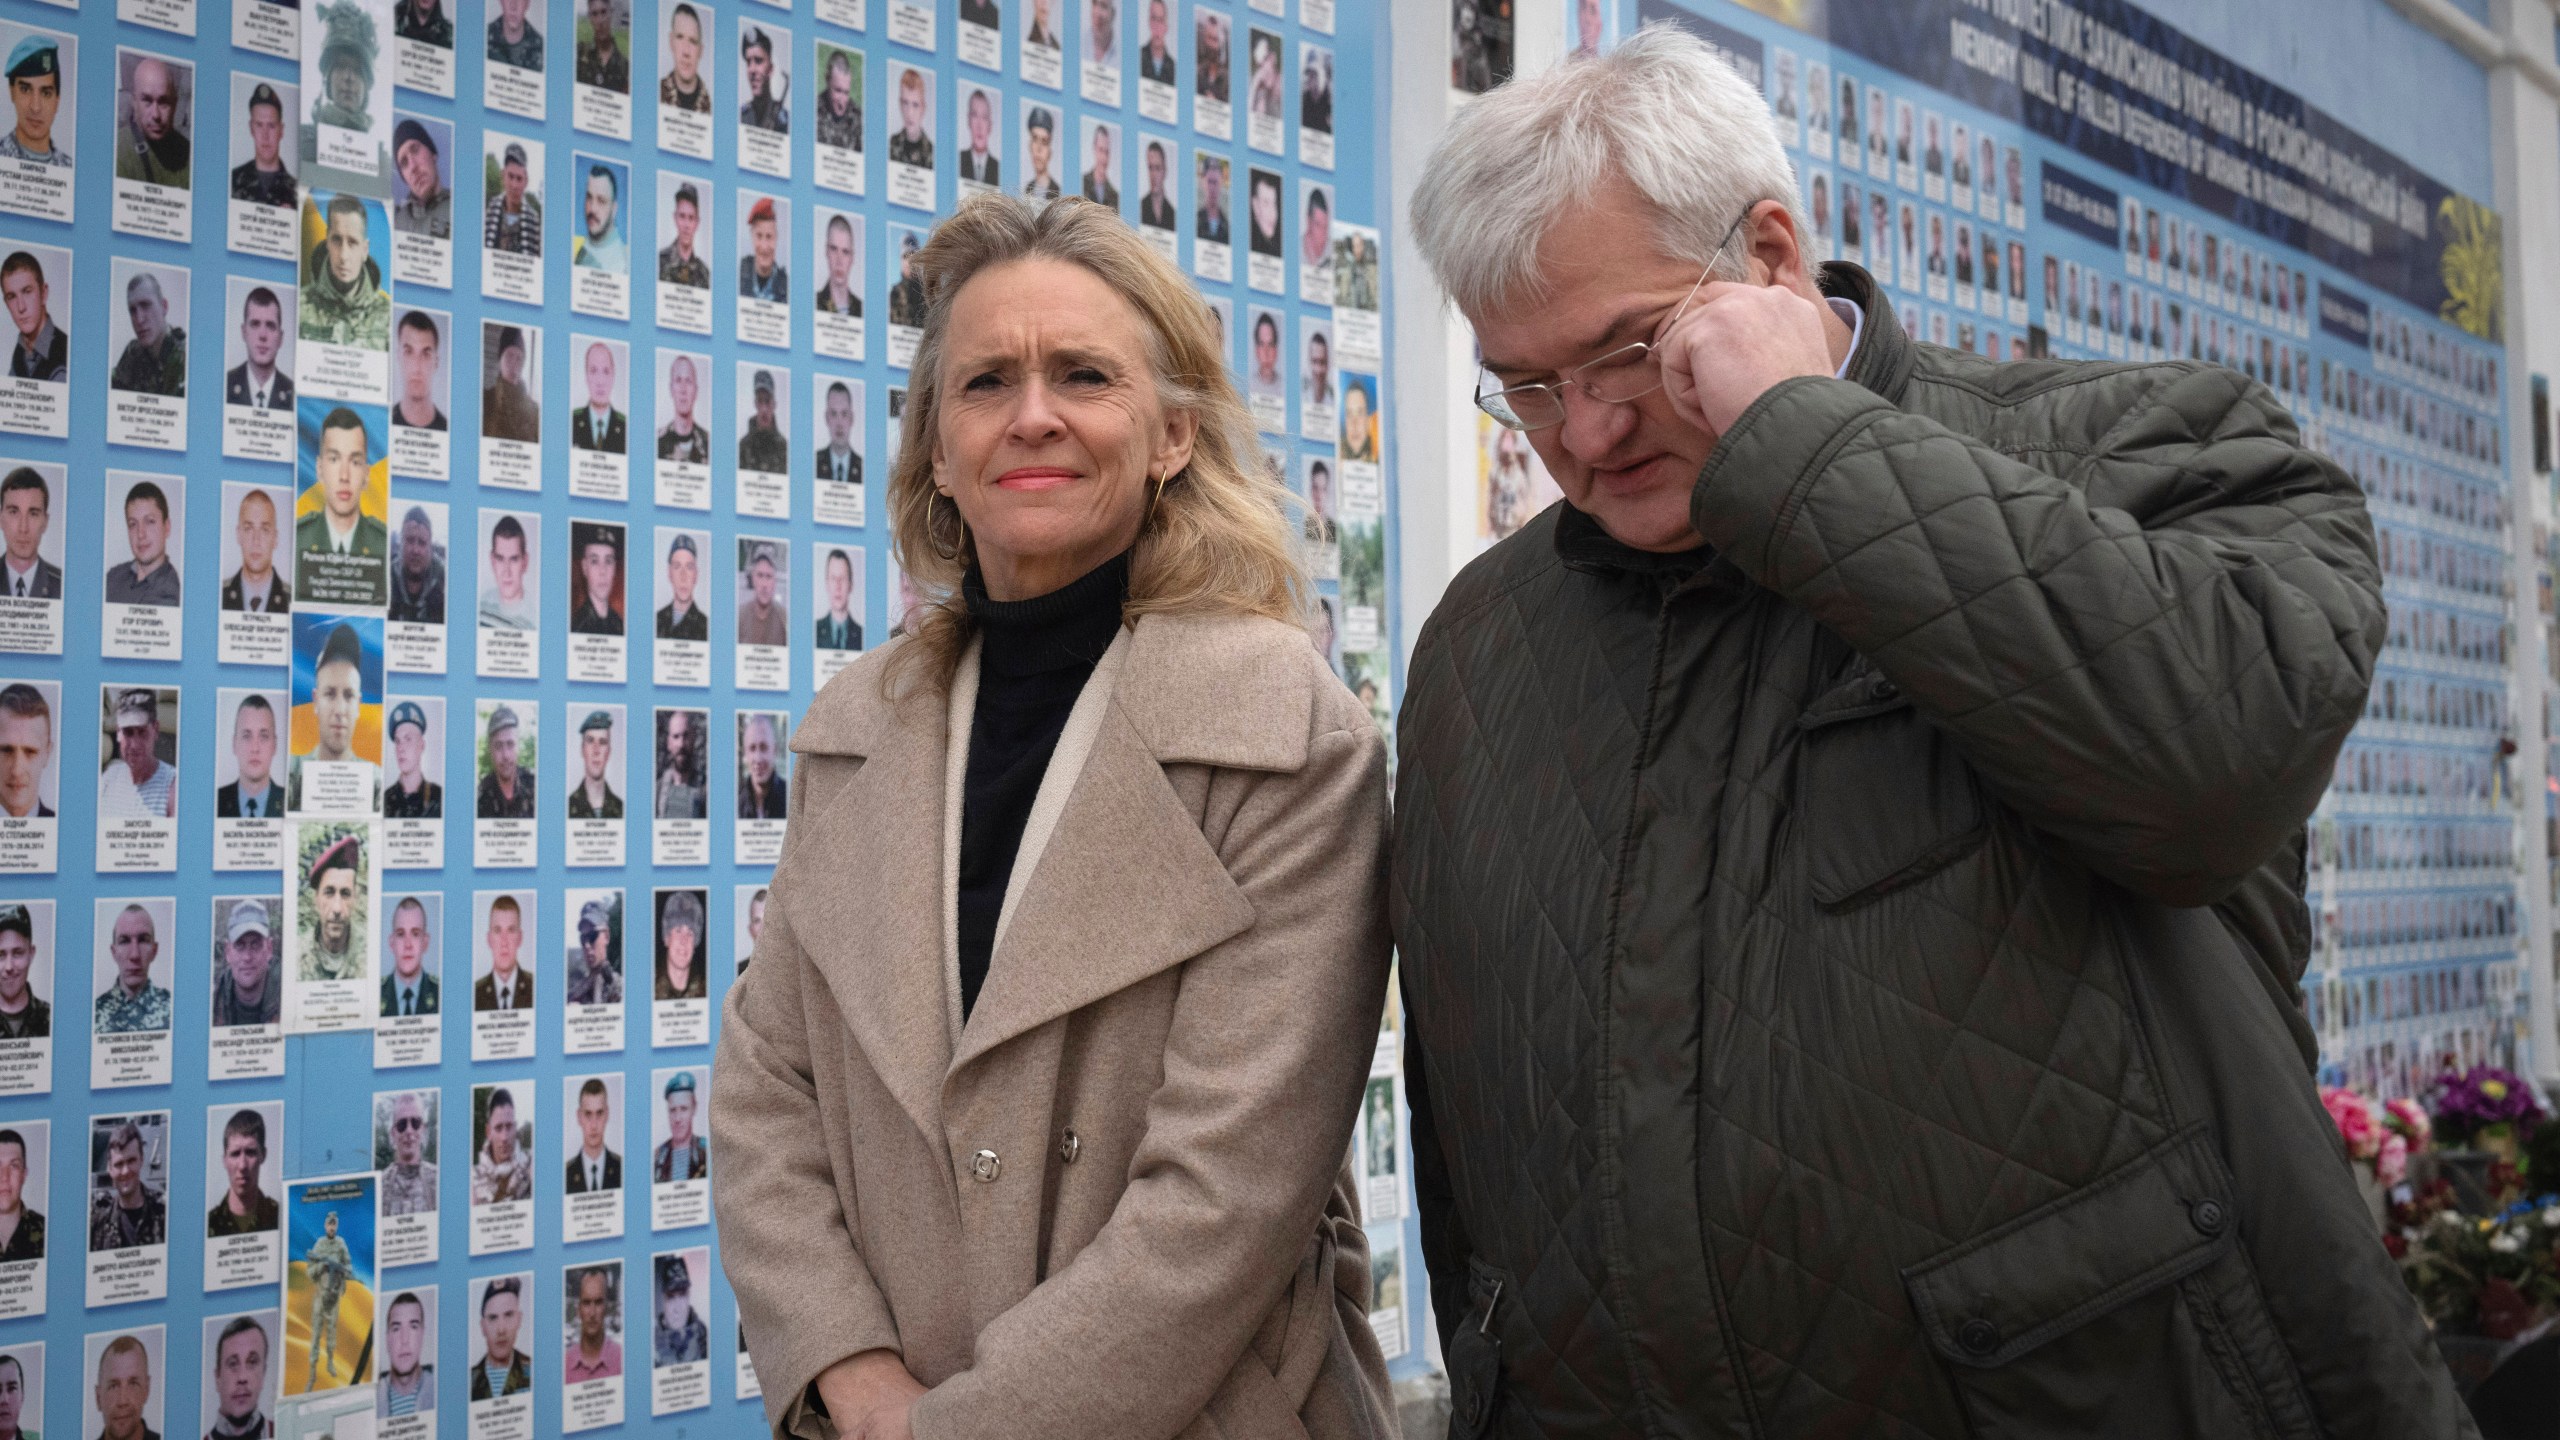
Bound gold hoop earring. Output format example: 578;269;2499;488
927;490;968;563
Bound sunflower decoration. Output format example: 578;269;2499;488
2435;192;2503;343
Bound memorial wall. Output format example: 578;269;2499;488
0;0;1403;1434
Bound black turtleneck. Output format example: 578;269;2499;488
956;552;1130;1018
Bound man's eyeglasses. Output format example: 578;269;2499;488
1475;207;1756;433
393;1116;424;1132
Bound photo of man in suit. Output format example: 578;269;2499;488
472;895;531;1012
569;341;625;454
956;87;997;187
814;547;860;652
565;1078;620;1193
1139;140;1175;231
1081;122;1118;208
814;381;858;486
380;895;437;1016
224;286;293;412
0;468;59;600
214;694;279;818
222;489;289;614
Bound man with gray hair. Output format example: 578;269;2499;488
1393;24;2448;1437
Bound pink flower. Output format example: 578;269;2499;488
2376;1132;2409;1189
2382;1097;2433;1152
2324;1086;2382;1161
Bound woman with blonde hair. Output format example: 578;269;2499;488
713;193;1395;1440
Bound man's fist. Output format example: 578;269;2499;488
1657;281;1837;439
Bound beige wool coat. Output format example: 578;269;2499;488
712;609;1397;1440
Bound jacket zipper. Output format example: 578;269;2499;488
1593;586;1766;1440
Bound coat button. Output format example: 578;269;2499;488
1869;676;1899;702
969;1149;1000;1183
1956;1318;2002;1357
1058;1129;1080;1165
2189;1198;2228;1236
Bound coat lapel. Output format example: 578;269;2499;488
789;670;958;1144
949;701;1255;1073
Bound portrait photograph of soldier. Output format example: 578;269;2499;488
0;901;50;1042
563;1073;622;1192
98;688;179;823
736;366;788;475
733;538;788;647
653;353;710;467
1247;166;1283;257
388;505;446;627
737;23;787;134
734;715;786;821
374;1289;435;1420
300;193;393;350
1019;103;1059;200
562;894;622;1007
1;246;68;385
468;1274;532;1402
570;341;627;459
1247;26;1282;129
292;826;370;985
1138;137;1176;231
574;0;629;95
480;137;541;258
306;0;390;179
390;115;451;240
1300;40;1333;137
1137;0;1174;82
0;26;74;173
284;1179;372;1396
650;1070;706;1183
115;48;193;191
571;156;629;275
810;544;865;656
651;1252;709;1368
469;894;534;1019
222;281;296;417
207;898;282;1030
561;1263;623;1385
204;1105;280;1239
214;690;284;823
383;697;443;819
395;0;454;49
568;525;625;641
1026;0;1061;50
286;616;382;811
814;210;861;317
812;377;860;487
651;708;706;820
108;261;188;400
87;1113;169;1254
955;84;998;190
653;531;709;640
373;1089;440;1219
0;1121;43;1264
82;1329;165;1440
887;226;926;325
473;703;537;822
737;193;787;304
201;1311;278;1440
814;42;860;155
478;322;540;443
1087;0;1123;72
378;893;438;1018
1081;118;1119;208
485;0;543;74
652;888;707;1002
659;2;710;113
469;1081;531;1204
887;62;932;170
476;512;539;639
228;76;296;209
655;177;710;292
219;484;291;623
105;475;183;611
293;401;389;609
0;465;62;602
565;712;624;833
1195;151;1230;243
1194;7;1229;105
392;308;447;432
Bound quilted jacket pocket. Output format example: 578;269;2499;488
1795;671;1987;911
1901;1127;2275;1439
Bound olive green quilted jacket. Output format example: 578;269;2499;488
1392;264;2471;1439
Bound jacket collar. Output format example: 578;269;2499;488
1551;260;1913;581
787;611;1296;1145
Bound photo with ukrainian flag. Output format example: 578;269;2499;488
288;611;384;819
284;1173;378;1398
292;395;393;611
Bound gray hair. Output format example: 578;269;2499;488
1411;22;1804;317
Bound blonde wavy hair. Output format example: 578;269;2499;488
885;194;1308;692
